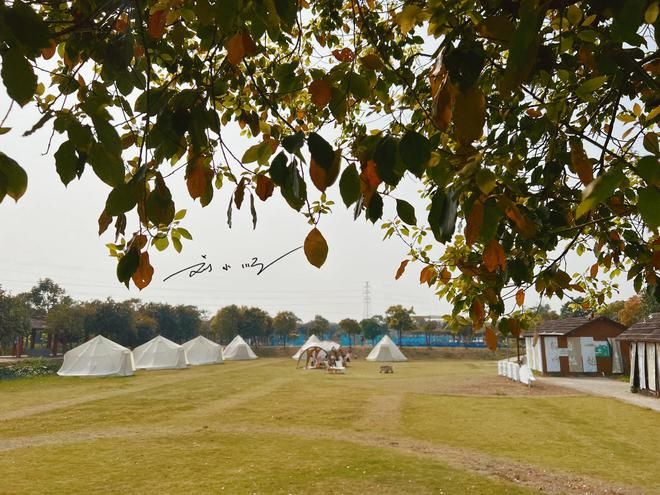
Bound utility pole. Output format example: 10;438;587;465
363;281;371;320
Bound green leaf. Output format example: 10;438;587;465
116;248;139;287
346;72;370;100
637;156;660;186
476;169;497;194
174;209;187;220
281;161;306;211
282;131;305;154
146;174;175;226
396;199;417;225
0;152;28;201
5;2;51;54
399;131;430;177
1;47;37;106
575;168;625;218
374;136;404;186
105;183;138;215
92;117;122;157
638;187;660;227
307;132;334;170
576;76;607;100
339;164;360;207
153;236;169;251
242;141;273;165
269;152;288;186
54;141;78;186
88;143;124;187
172;236;183;253
480;201;502;242
366;192;383;223
428;189;458;243
178;227;193;240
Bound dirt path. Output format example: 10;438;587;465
0;420;643;495
539;376;660;412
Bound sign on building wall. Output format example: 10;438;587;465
568;338;583;372
544;337;561;372
595;342;611;358
580;337;597;373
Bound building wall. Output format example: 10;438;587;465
533;320;626;376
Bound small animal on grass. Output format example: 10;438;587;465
379;365;394;374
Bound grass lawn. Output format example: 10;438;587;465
0;358;656;494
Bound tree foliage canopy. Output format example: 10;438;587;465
0;0;659;339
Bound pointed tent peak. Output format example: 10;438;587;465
185;335;220;347
366;334;407;362
228;334;248;346
223;334;257;360
292;334;323;359
86;334;130;351
148;335;183;348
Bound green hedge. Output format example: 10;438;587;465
0;359;61;379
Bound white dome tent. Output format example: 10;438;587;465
222;335;257;360
291;334;321;359
366;335;408;362
182;335;223;365
132;335;189;370
58;335;135;377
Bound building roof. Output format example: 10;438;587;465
30;318;47;329
617;313;660;343
523;316;624;337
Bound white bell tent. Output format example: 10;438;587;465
132;335;189;370
58;335;135;377
222;335;257;360
291;334;321;359
182;335;223;365
366;335;407;362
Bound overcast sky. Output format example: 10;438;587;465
0;85;636;322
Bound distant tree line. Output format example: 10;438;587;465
2;278;506;356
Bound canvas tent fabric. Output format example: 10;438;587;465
58;335;135;377
292;334;321;359
366;335;407;362
222;335;257;360
182;335;223;365
133;335;189;370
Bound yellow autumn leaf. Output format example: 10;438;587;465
304;228;328;268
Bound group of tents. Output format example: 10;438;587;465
57;332;407;378
57;334;256;377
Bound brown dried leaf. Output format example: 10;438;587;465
132;252;154;290
309;79;332;108
226;32;245;65
515;289;525;307
147;9;167;38
570;140;594;185
304;228;328;268
395;260;409;280
255;175;274;201
465;200;484;246
484;326;498;351
419;265;436;286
